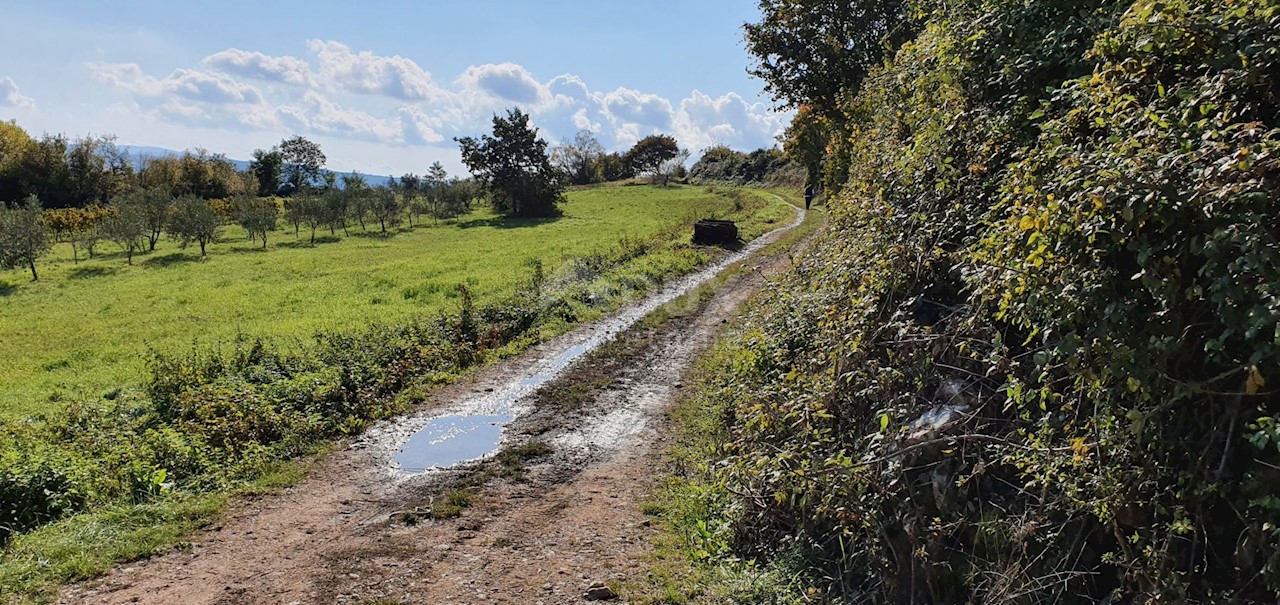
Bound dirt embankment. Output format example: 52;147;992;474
60;205;809;605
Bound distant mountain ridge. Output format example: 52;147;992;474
117;145;394;188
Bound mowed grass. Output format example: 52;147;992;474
0;184;771;419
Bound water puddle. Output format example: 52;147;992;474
383;203;803;476
395;414;511;472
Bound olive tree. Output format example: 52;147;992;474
0;195;51;280
234;196;277;249
102;200;149;265
167;194;222;256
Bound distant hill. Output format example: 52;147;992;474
117;145;394;188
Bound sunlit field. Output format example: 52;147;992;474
0;184;785;419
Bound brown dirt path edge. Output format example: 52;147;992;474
59;206;808;605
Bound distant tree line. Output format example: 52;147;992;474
0;119;484;279
686;146;803;186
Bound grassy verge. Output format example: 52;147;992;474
623;189;826;605
0;185;790;604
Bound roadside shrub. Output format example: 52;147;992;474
694;0;1280;601
0;443;88;543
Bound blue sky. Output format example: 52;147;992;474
0;1;787;176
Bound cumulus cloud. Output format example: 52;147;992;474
455;62;551;106
276;91;399;142
673;90;787;152
548;74;590;102
203;49;312;86
398;105;445;145
0;77;35;109
571;108;601;132
90;62;264;105
307;40;440;100
81;42;788;162
599;87;675;130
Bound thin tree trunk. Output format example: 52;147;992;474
28;258;38;281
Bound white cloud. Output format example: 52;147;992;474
548;74;590;102
203;49;312;86
0;77;35;109
276;91;399;143
571;108;600;132
673;90;788;152
455;62;552;106
599;87;674;130
307;40;440;101
398;105;445;145
80;43;788;165
90;62;264;105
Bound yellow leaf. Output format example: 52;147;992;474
1127;377;1142;393
1018;215;1036;231
1246;365;1266;395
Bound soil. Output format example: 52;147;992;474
59;205;808;605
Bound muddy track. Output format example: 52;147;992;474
60;202;807;605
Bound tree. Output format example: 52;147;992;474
744;0;910;116
234;196;277;249
289;194;324;243
0;120;34;203
781;105;830;187
321;188;349;235
426;161;448;185
437;179;475;220
117;186;173;252
279;135;326;195
102;200;148;265
550;130;606;185
0;195;51;280
168;194;221;256
456;108;565;217
419;163;473;221
249;148;283;197
598;152;634;182
369;186;402;233
655;148;691;186
625;135;680;181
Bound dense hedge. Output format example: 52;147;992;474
697;0;1279;601
688;147;804;187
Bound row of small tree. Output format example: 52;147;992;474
283;169;475;242
548;130;688;186
0;162;478;280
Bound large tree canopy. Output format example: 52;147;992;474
624;134;679;180
279;135;326;195
456;108;564;218
744;0;911;116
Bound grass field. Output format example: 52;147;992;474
0;184;785;420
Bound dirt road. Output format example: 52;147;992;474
60;205;806;605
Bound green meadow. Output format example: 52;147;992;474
0;184;786;419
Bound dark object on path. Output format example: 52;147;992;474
693;219;739;246
804;184;815;209
586;583;618;600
